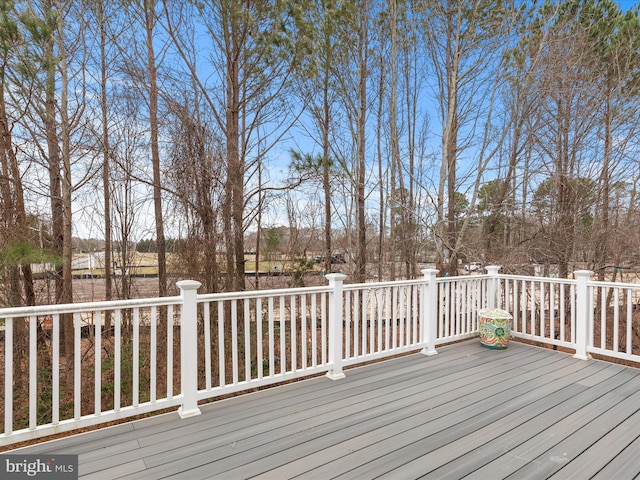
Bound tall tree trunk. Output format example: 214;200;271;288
596;89;612;282
43;21;74;386
224;5;245;292
404;40;417;278
389;0;399;281
58;14;73;308
445;109;458;277
555;98;573;279
217;4;245;376
144;0;167;297
255;160;262;289
98;2;113;317
376;53;385;281
0;78;35;306
0;65;32;393
322;32;332;278
355;0;368;283
443;7;460;278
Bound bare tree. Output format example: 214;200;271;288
163;0;312;291
166;96;225;293
524;2;604;278
142;0;168;298
19;0;93;384
329;0;372;282
582;1;640;280
0;0;36;309
108;92;148;300
422;0;526;276
294;0;345;277
93;0;114;312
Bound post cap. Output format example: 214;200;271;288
176;280;202;291
325;273;347;281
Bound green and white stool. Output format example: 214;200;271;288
478;308;513;349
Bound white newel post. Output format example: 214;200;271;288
421;269;439;356
573;270;593;361
177;280;202;418
485;265;501;309
326;273;347;380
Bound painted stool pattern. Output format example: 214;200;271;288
478;308;513;349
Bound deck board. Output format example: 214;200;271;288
547;409;640;479
183;349;558;479
591;434;640;479
126;347;536;477
6;340;640;479
431;365;633;478
308;363;605;479
507;384;640;479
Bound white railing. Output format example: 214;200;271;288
499;273;578;350
192;281;335;405
1;294;186;445
495;269;640;363
587;277;640;363
2;267;639;446
435;271;494;344
342;277;429;367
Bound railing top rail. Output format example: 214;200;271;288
498;272;640;289
496;273;577;284
0;295;183;318
436;275;489;283
588;279;640;290
343;278;428;291
197;284;333;302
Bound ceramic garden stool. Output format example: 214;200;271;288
478;308;513;349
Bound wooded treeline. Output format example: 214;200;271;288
2;0;640;310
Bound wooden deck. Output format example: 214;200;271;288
8;340;640;479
